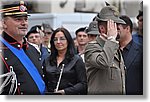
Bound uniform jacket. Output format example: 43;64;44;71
0;32;44;95
84;36;126;95
124;40;143;95
43;55;87;95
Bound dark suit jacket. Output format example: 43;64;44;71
123;40;143;95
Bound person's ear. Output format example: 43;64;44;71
126;26;130;31
99;25;105;34
2;19;7;29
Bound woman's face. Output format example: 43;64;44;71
53;31;68;52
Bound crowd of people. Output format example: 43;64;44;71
0;0;143;95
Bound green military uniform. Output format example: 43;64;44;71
84;36;126;94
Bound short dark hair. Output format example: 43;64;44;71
136;11;143;19
75;27;86;35
119;15;133;33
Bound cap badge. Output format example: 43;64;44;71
19;5;26;12
19;1;26;12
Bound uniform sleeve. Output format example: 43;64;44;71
84;39;119;69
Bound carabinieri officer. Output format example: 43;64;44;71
0;1;45;95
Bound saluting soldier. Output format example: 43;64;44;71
0;1;45;95
84;5;126;95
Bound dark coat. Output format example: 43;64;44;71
124;40;143;95
132;33;143;45
40;46;50;64
43;55;87;95
0;32;44;95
